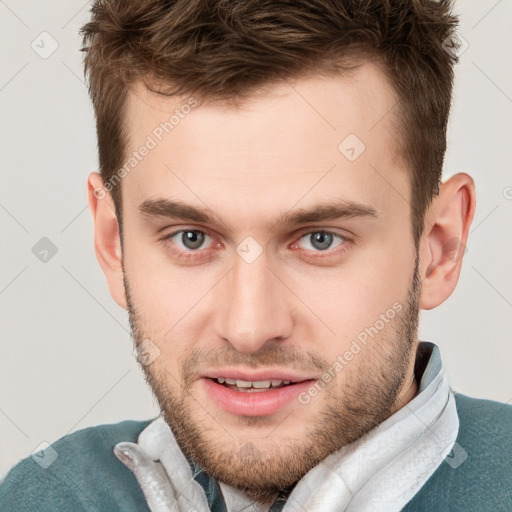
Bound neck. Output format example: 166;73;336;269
390;366;419;416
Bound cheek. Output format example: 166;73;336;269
286;248;411;330
281;266;413;373
123;234;194;325
125;269;215;377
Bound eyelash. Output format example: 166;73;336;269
161;227;351;262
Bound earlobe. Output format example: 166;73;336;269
87;172;127;309
419;173;476;310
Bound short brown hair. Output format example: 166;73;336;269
81;0;459;245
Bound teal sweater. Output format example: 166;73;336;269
1;394;511;511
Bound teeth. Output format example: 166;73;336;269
236;379;252;388
216;377;292;389
252;380;271;389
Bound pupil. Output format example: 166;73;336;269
183;231;204;249
311;232;332;250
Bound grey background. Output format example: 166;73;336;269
0;0;511;479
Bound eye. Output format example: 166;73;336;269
164;229;216;258
292;230;347;255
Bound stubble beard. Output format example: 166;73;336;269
125;258;421;503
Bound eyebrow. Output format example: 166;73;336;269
139;198;378;230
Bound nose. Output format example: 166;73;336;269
214;249;294;353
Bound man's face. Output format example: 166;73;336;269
120;63;421;500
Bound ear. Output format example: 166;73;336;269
419;172;476;310
87;172;127;309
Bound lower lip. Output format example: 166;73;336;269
202;378;316;417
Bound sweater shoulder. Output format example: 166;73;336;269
402;394;512;511
455;392;512;434
0;418;155;512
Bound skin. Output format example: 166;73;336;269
88;62;475;502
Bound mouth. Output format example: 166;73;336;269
201;371;316;416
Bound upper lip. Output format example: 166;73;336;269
201;368;317;383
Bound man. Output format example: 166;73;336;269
1;0;510;510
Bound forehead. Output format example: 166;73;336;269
121;62;409;230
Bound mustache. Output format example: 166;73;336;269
181;345;330;386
